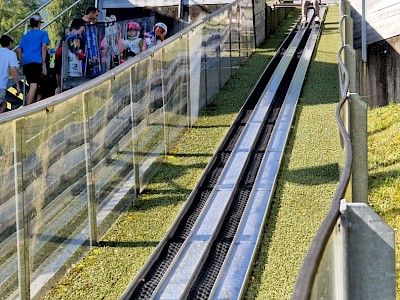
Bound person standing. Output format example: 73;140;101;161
0;35;21;113
122;22;147;59
16;14;50;105
69;6;99;76
301;0;320;23
70;5;99;31
145;22;168;49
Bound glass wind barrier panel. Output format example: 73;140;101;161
134;54;166;191
0;121;18;299
83;76;134;237
230;2;242;65
161;36;190;152
188;24;207;124
204;18;222;103
240;0;255;58
219;9;233;87
14;95;90;299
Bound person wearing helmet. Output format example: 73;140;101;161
145;22;167;49
122;21;147;59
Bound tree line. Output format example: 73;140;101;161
0;0;93;48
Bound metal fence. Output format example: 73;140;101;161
292;1;395;299
0;1;255;298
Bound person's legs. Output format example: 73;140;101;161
0;102;6;113
0;89;7;113
23;63;41;105
26;83;38;105
54;56;62;94
313;0;320;21
301;0;310;22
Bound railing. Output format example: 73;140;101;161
291;1;358;298
5;0;87;49
0;1;255;299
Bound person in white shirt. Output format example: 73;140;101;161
0;35;21;113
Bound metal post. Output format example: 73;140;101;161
361;0;367;63
178;0;184;20
82;92;98;247
130;67;139;199
13;119;31;300
160;49;168;155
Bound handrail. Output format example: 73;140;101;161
4;0;54;35
5;0;86;36
40;0;86;31
5;0;86;51
291;2;353;298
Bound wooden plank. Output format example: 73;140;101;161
351;0;400;48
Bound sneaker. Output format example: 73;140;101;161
314;16;320;22
301;16;307;23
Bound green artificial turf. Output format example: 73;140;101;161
245;5;341;299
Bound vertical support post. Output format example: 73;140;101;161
361;0;367;63
360;0;368;102
228;7;232;80
349;94;368;203
217;33;221;90
186;32;192;128
160;49;168;156
82;92;97;247
130;67;139;199
204;22;208;106
344;0;353;48
96;0;105;22
13;119;30;300
178;0;184;20
22;22;28;106
61;41;68;93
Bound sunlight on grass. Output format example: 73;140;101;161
368;102;400;298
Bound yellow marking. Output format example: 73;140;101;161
7;87;23;100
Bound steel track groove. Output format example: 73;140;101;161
120;10;325;299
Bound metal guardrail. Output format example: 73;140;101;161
291;1;354;298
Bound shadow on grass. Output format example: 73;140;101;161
98;240;159;248
368;169;400;191
285;163;339;185
131;160;209;211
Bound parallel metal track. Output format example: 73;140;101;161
121;9;325;300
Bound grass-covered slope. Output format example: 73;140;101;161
368;103;400;299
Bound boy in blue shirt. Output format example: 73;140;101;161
16;14;50;105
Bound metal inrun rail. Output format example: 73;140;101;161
121;8;325;300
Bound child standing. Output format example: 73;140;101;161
122;22;147;59
145;22;168;49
